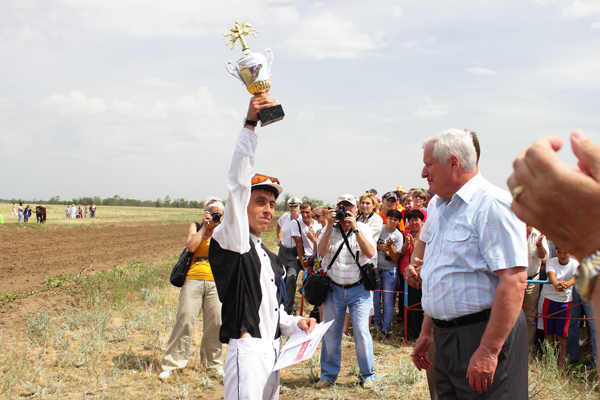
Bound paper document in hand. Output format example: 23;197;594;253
272;320;333;371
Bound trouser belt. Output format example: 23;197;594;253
432;309;491;328
331;280;362;289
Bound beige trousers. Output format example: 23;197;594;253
523;276;541;347
161;279;223;371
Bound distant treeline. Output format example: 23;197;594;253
1;194;328;211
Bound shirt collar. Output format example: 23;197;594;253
249;232;262;246
435;172;483;206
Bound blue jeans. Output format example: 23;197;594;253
373;269;397;333
320;282;375;382
567;288;597;364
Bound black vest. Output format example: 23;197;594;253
209;238;285;343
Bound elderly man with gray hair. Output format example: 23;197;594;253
411;129;528;399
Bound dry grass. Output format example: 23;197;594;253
0;214;597;399
0;204;202;228
0;204;286;229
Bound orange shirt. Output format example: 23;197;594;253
378;210;405;231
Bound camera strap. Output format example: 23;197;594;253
294;219;304;248
338;224;362;268
323;232;346;275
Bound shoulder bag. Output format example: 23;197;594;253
169;222;200;288
302;237;346;306
340;224;381;291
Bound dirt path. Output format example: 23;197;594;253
0;222;191;331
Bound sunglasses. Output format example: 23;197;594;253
338;195;355;201
251;173;280;185
205;199;219;208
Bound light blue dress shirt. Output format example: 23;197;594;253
421;173;527;320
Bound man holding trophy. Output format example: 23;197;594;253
209;22;315;400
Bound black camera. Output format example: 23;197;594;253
335;205;347;220
210;212;222;223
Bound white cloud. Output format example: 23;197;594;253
297;111;314;121
563;0;600;18
285;11;380;60
413;96;449;118
109;101;168;120
40;91;107;116
543;54;600;87
391;6;403;18
401;40;419;50
592;20;600;27
131;78;184;91
468;67;497;76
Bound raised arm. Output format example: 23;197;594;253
212;94;279;254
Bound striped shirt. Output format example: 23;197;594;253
421;173;527;320
318;222;375;285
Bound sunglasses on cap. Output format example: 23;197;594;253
338;195;355;202
251;173;280;185
205;199;219;208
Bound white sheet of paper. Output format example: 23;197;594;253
272;320;334;371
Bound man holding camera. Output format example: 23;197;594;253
316;195;376;389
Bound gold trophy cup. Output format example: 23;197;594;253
224;21;284;126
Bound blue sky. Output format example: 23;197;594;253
1;0;599;204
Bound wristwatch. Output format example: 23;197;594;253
576;250;600;300
353;228;360;234
244;118;258;127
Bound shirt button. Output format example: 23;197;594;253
275;308;278;311
271;279;274;282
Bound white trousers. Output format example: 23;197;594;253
224;337;281;400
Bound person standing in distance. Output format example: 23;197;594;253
277;197;301;314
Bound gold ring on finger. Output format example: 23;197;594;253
511;185;524;201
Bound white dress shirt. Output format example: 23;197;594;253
421;173;527;321
278;212;298;249
213;128;302;339
526;228;549;277
318;222;376;285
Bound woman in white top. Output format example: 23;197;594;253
357;193;384;245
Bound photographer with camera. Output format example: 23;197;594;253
159;197;225;380
316;194;376;389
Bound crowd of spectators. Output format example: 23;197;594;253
65;203;97;219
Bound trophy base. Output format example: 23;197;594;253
258;104;284;126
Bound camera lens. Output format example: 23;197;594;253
211;212;221;223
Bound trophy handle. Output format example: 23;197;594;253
225;60;244;83
264;48;273;75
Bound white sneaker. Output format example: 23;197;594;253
159;370;174;380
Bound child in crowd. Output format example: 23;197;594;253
373;209;404;336
539;246;579;367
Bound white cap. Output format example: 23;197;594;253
336;194;357;207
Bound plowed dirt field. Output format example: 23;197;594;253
0;222;190;331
